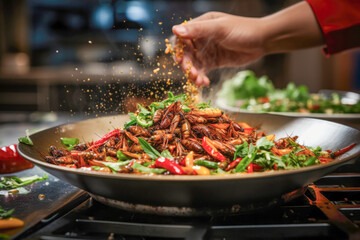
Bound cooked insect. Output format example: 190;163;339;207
44;92;356;175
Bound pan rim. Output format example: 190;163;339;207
17;114;360;182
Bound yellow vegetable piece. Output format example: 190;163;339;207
0;218;24;229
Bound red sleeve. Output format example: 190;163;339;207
305;0;360;56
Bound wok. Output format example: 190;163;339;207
18;113;360;208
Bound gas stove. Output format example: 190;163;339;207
3;158;358;240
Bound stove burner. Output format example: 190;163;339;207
90;188;306;216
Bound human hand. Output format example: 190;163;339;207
172;2;323;86
172;12;266;86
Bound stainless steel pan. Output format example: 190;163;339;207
18;113;360;208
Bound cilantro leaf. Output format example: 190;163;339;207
256;137;275;150
233;141;249;160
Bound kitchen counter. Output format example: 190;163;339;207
0;112;90;239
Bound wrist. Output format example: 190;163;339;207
260;1;324;55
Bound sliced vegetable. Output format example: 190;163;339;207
155;157;186;175
138;138;161;160
132;162;167;174
256;137;275;150
202;137;226;162
18;129;33;146
0;206;14;219
332;143;356;157
61;137;79;150
184;151;194;168
90;129;121;149
304;156;318;166
192;165;210;175
160;150;173;159
0;144;34;174
233;141;249;160
194;159;219;169
234;147;257;173
0;175;48;190
117;150;131;161
101;160;133;172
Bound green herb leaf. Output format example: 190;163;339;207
0;233;9;240
116;150;131;161
182;105;191;112
60;137;79;151
0;174;48;190
256;137;275;150
101;160;133;172
194;160;219;169
91;166;102;171
0;207;14;219
124;119;137;128
136;114;153;128
18;129;34;146
196;100;212;110
304;156;318;166
234;145;257;173
233;141;249;160
160;150;173;159
132;162;167;174
138;138;161;160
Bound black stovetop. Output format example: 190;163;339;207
8;159;360;240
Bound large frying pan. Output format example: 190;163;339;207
18;113;360;208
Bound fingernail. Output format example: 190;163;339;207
173;25;187;36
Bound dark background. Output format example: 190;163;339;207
0;0;359;116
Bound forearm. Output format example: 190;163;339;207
261;1;324;54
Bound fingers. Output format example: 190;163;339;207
172;19;215;39
195;72;210;86
181;55;198;81
190;11;226;23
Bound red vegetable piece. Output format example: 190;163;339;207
225;158;242;171
318;157;333;164
202;137;226;162
273;164;278;170
247;163;254;173
0;144;34;174
253;164;263;171
89;129;122;149
243;128;254;134
155;157;186;175
333;143;356;157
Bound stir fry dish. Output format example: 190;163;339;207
44;92;356;175
218;70;360;114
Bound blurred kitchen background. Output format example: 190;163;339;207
0;0;360;122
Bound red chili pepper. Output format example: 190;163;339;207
243;128;254;134
0;144;34;174
225;158;242;171
273;164;278;170
202;137;226;162
79;155;86;168
332;143;356;157
253;164;263;171
155;157;186;175
318;157;333;164
89;129;122;149
179;158;186;166
247;163;253;173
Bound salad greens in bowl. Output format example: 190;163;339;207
217;70;360;116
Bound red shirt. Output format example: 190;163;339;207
305;0;360;55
